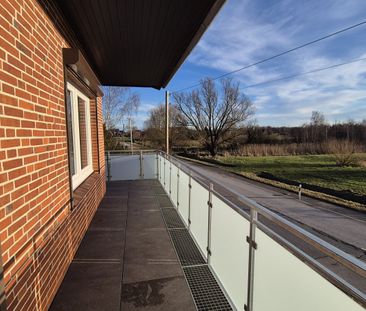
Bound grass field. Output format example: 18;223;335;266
216;154;366;196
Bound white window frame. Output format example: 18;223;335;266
67;82;93;190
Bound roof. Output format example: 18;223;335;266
41;0;225;89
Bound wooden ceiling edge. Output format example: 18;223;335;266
159;0;227;90
37;0;226;89
36;0;104;86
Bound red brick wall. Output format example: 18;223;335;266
0;0;106;310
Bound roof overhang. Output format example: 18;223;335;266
38;0;226;89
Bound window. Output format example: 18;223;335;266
66;83;93;189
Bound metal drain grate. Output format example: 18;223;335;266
184;265;232;311
162;208;186;229
157;195;174;207
169;229;206;266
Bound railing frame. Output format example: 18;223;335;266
105;150;366;309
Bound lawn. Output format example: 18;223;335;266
217;154;366;196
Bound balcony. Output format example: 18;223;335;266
50;151;366;311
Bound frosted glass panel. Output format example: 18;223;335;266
253;229;364;311
190;179;209;257
170;163;178;207
143;154;157;179
211;195;250;310
109;155;140;180
177;170;190;225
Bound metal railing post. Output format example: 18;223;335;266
298;184;302;200
163;155;166;187
177;163;180;210
245;208;258;311
156;151;159;180
207;183;214;264
188;170;192;230
139;150;144;179
160;154;162;182
107;151;111;182
169;156;172;195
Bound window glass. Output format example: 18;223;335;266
78;96;89;169
66;83;93;190
66;90;75;175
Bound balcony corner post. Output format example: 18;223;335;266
169;158;172;194
207;183;214;264
245;208;258;311
188;170;192;230
177;163;180;209
139;150;144;179
156;151;159;180
163;156;166;186
106;151;111;182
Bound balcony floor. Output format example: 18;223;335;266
50;180;196;311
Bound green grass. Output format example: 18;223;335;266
216;154;366;196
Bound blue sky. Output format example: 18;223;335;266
131;0;366;128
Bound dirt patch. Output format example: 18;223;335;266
258;172;366;205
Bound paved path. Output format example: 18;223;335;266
179;159;366;294
181;160;366;253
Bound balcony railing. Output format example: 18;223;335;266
105;150;366;311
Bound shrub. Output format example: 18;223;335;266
326;140;357;167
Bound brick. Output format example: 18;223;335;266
16;40;31;57
0;93;18;106
3;158;22;170
8;167;27;180
8;54;26;71
21;120;35;128
1;117;20;127
2;83;15;95
6;149;17;158
1;139;20;149
0;1;106;310
3;62;22;78
4;105;24;118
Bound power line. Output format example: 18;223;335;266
241;56;366;90
172;20;366;94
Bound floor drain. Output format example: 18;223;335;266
184;265;232;311
168;229;206;266
162;208;186;229
158;189;232;311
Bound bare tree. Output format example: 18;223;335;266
102;86;140;130
102;86;140;150
310;111;325;126
310;111;326;142
173;78;254;156
144;103;188;149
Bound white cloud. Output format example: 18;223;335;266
186;0;366;126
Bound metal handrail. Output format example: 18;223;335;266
156;150;366;306
105;149;156;153
105;150;366;306
158;151;366;269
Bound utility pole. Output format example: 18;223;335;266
129;117;133;155
165;90;169;154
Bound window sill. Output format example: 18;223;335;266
72;171;100;208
